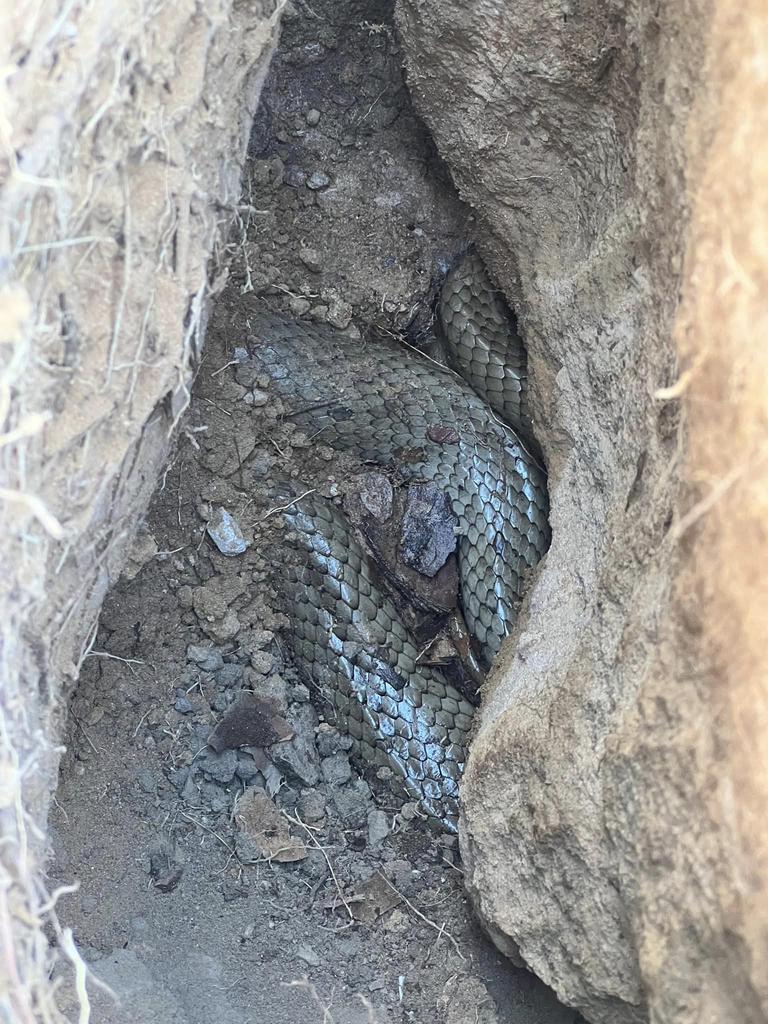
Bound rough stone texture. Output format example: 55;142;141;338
397;1;767;1023
0;2;280;1019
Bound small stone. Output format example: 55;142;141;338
250;388;270;407
154;864;183;893
291;683;310;703
316;725;353;758
250;630;275;650
215;663;244;687
309;305;329;321
297;790;327;822
283;164;307;188
288;296;311;317
233;346;249;362
399;802;419;822
358;473;393;522
299;247;322;273
331;778;372;828
187;645;224;672
367;808;390;848
206;507;249;556
249;651;273;674
297;944;321;967
272;703;321;786
327;298;353;330
368;978;386;992
400;482;458;577
306;170;331;191
235;753;261;782
177;585;194;608
174;695;193;715
135;768;157;795
332;89;356;108
201;748;238;784
321;752;353;786
181;773;201;807
305;108;321;126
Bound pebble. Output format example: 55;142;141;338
249;651;273;675
135;768;157;795
367;808;390;848
316;725;353;758
283;165;307;188
250;388;270;407
215;663;244;687
299;246;322;273
297;790;327;822
201;748;238;784
296;944;321;968
187;645;224;672
291;683;310;703
327;298;353;329
235;754;262;783
305;108;321;126
289;296;312;317
272;703;321;786
306;170;331;191
181;773;201;807
233;346;249;362
174;695;193;714
176;585;194;608
206;507;249;556
321;752;353;786
331;778;373;828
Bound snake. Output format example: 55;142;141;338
251;250;550;831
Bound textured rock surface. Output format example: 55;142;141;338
0;2;280;1018
397;1;768;1022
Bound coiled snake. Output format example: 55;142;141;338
252;251;550;831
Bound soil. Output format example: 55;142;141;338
50;3;577;1022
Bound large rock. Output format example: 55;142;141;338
396;1;768;1022
0;2;280;1018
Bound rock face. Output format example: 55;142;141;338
396;1;768;1023
0;2;280;1018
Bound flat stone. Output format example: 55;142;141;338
200;748;238;783
272;703;321;786
206;507;249;556
331;778;373;828
321;752;353;786
305;108;321;126
299;246;322;273
399;481;458;577
186;644;224;672
367;808;390;848
306;170;331;190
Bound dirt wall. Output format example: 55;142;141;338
395;0;768;1022
0;2;280;1018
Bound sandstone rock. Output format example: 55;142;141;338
397;2;768;1023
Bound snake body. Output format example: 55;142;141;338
253;252;549;830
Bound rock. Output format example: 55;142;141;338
291;683;310;703
121;527;158;580
305;108;321;126
206;507;249;555
399;482;458;577
249;388;269;407
234;789;306;863
299;246;322;272
320;752;352;786
296;944;321;968
249;650;273;674
357;473;393;522
316;724;353;758
367;808;390;848
214;663;244;687
326;297;353;329
200;748;237;784
208;691;293;753
283;164;307;188
191;585;240;642
306;170;331;191
272;703;320;786
297;790;326;823
181;773;201;807
174;695;193;715
235;755;262;785
331;778;372;828
187;644;224;672
288;296;311;317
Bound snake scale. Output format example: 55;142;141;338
252;251;550;831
